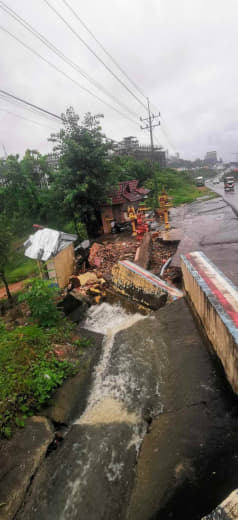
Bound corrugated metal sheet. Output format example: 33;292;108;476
24;228;77;262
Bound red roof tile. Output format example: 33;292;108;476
105;180;149;206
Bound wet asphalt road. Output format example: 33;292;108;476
171;192;238;286
206;180;238;215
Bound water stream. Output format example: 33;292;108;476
20;303;167;520
76;303;147;427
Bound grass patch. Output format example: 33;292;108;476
5;258;38;284
146;169;218;208
169;186;216;206
3;244;38;285
0;321;84;438
0;279;90;438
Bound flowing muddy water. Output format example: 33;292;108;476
18;302;168;520
77;303;148;428
56;303;165;520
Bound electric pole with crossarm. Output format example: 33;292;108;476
140;98;161;206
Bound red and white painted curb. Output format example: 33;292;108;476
181;251;238;343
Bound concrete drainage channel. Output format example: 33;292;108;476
3;236;238;520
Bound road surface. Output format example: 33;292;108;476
170;194;238;285
207;179;238;215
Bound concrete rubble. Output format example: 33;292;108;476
65;230;180;311
112;260;183;310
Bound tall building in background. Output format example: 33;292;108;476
114;136;166;169
204;151;217;165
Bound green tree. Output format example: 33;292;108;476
109;155;151;184
0;151;53;235
50;108;114;235
0;215;13;303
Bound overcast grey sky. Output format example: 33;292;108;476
0;0;237;161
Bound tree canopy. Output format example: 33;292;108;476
49;108;115;234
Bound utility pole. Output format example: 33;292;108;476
140;98;160;206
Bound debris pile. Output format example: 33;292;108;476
87;239;138;280
150;239;178;277
68;271;107;304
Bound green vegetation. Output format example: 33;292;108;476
0;322;76;438
5;254;38;284
145;168;215;207
0;107;219;291
0;280;89;438
169;185;213;206
18;279;61;328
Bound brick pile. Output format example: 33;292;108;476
88;239;138;280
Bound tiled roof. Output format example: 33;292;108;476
106;180;150;206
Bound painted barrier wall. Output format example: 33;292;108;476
181;251;238;394
112;260;183;310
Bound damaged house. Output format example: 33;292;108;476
100;179;150;234
24;228;77;288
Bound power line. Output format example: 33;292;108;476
140;98;160;201
0;106;59;130
0;0;139;120
62;0;147;101
64;1;175;149
0;88;62;121
0;92;61;123
150;100;176;150
43;0;147;111
0;25;139;126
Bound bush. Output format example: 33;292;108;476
18;279;61;328
0;323;75;438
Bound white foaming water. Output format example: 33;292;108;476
62;304;160;519
82;302;139;335
76;303;145;425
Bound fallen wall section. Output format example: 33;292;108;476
112;260;183;310
134;232;152;270
181;251;238;394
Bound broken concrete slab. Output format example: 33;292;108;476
112;260;183;309
78;272;99;286
134;232;152;269
0;416;53;520
160;228;183;242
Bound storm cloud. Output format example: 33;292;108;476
0;0;237;160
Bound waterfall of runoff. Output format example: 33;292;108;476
61;303;166;519
76;303;146;428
